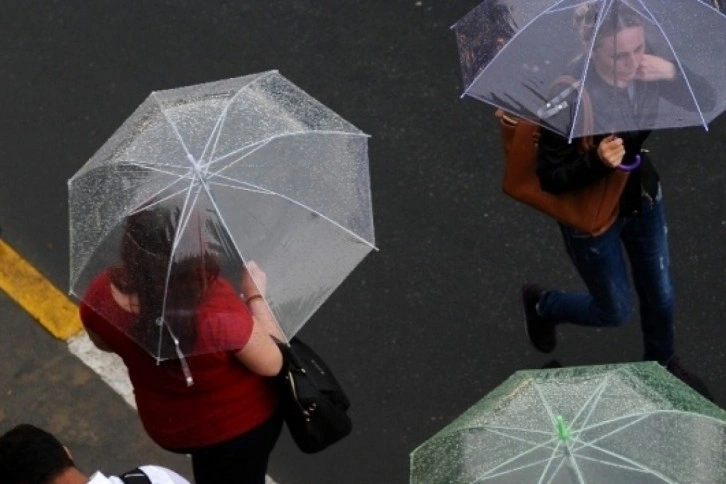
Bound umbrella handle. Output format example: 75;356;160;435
617;154;641;172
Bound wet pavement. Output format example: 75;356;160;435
0;290;194;479
2;1;726;483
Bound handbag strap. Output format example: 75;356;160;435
551;74;594;151
117;468;152;484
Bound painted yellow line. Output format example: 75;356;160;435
0;239;82;340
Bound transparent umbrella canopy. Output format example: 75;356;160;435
68;71;376;363
411;362;726;484
452;0;726;140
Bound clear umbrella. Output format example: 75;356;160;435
69;71;375;365
453;0;726;140
411;362;726;483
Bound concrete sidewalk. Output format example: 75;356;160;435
0;290;195;480
0;238;280;483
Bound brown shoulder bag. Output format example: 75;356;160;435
498;76;629;236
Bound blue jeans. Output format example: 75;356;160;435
538;185;675;364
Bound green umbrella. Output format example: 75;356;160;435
411;362;726;483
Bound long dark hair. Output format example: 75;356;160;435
109;204;220;356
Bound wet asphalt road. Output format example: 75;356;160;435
2;2;726;483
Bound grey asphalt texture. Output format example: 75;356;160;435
2;1;726;483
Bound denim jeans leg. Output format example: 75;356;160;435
621;189;675;364
538;220;634;327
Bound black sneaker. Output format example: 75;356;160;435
522;283;556;353
665;357;714;401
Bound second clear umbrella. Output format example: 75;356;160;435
68;71;376;368
411;362;726;483
453;0;726;140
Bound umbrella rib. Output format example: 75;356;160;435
461;0;570;99
207;178;274;195
152;92;197;168
153;180;202;385
572;409;673;433
564;444;588;484
483;425;555;437
117;160;196;180
202;70;278;164
207;129;369;168
474;436;559;480
158;178;201;319
193;177;286;339
631;0;709;129
537;440;566;484
126;185;192;218
568;374;613;432
568;452;659;474
199;108;227;166
533;383;558;427
535;436;587;484
571;414;650;451
571;441;678;483
472;456;561;482
567;0;614;143
546;2;600;15
572;409;726;437
544;457;567;484
483;427;557;447
208;138;272;172
530;378;584;483
209;177;376;249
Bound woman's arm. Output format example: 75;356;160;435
537;128;614;193
638;54;717;112
240;260;284;340
235;260;284;376
234;317;283;377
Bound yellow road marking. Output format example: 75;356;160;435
0;239;82;340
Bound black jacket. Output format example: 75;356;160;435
537;60;715;216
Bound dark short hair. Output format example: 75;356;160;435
0;424;75;484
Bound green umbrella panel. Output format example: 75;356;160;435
411;362;726;484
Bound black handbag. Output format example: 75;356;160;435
276;337;352;453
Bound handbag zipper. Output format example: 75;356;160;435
286;369;316;420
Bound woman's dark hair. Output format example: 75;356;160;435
109;204;220;355
574;4;643;46
0;424;74;484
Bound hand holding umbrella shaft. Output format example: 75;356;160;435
597;135;625;168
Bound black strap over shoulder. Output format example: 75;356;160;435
117;467;152;484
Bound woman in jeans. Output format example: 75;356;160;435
522;4;714;397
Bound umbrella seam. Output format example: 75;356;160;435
632;0;709;130
462;0;570;99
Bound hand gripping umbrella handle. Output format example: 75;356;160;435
617;154;641;172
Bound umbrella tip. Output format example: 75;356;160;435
556;415;571;442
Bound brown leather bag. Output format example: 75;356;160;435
498;76;629;236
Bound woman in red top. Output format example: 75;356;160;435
79;206;284;484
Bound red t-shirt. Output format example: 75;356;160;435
79;270;279;450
